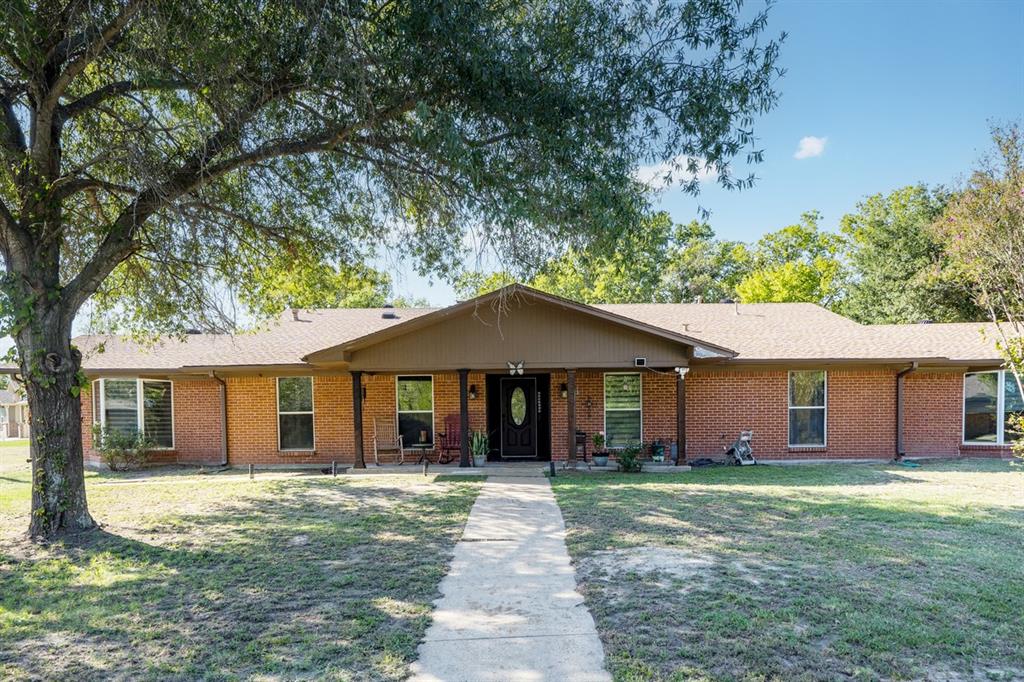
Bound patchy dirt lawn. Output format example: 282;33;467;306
552;459;1024;682
0;467;481;681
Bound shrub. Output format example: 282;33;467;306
617;445;643;473
92;425;154;471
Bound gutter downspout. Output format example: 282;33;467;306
210;372;229;466
895;362;919;461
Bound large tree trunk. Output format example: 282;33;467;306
19;308;95;539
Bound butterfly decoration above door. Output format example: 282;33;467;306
507;361;524;376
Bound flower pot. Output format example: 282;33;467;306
592;453;609;467
472;454;487;467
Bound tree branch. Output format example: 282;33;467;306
38;0;147;119
60;78;187;120
0;78;27;157
61;77;310;316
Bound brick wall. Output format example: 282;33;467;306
902;369;1010;459
81;366;1010;467
549;370;677;460
686;369;898;460
902;370;961;457
82;378;223;466
220;372;489;466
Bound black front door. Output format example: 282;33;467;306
500;377;537;458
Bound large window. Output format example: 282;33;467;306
397;376;434;447
964;370;1023;444
604;373;642;448
278;377;314;450
789;370;826;447
91;378;174;448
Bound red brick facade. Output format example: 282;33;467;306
82;378;223;466
81;367;1012;467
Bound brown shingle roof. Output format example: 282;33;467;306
596;303;1002;363
74;308;435;371
70;299;1003;372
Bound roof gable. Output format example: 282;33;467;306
303;285;736;368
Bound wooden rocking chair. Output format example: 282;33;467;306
373;416;407;465
436;414;462;464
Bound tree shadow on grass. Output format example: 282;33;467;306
0;477;482;681
557;481;1024;682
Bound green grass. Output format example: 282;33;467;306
551;460;1024;681
0;441;29;473
0;467;482;681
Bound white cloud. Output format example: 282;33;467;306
794;136;827;159
634;155;718;190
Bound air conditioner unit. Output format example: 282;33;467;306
634;357;647;367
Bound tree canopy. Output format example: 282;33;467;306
734;211;845;305
0;0;783;537
839;185;982;324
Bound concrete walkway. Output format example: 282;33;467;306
410;475;610;682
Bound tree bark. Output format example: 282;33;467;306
19;308;96;539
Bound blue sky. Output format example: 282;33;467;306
389;0;1024;306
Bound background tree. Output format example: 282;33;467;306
932;123;1023;454
456;213;748;304
241;258;427;320
0;0;782;538
661;221;751;303
735;211;845;304
530;212;678;303
840;185;982;324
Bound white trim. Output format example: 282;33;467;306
277;376;316;451
788;370;827;448
396;375;435;448
603;372;643;449
92;378;175;449
962;370;1009;446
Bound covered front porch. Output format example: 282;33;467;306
303;286;732;469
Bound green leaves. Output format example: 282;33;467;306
839;185;981;324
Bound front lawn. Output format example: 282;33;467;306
552;460;1024;681
0;467;482;680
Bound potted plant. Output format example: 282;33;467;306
592;431;608;467
650;439;665;463
617;444;643;473
470;430;489;467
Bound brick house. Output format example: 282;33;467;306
76;284;1017;468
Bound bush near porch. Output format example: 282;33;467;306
552;460;1024;681
0;464;481;681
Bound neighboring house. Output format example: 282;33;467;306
44;285;1018;468
0;387;30;439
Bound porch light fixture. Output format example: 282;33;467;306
469;385;477;400
560;383;568;398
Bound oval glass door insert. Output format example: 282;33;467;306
510;387;527;425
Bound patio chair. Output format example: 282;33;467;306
373;416;407;465
436;414;462;464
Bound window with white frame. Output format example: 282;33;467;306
397;376;434;447
964;370;1023;444
278;377;314;450
788;370;826;447
604;373;642;448
91;378;174;448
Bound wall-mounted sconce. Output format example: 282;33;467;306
559;383;568;398
469;385;478;400
361;386;367;401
